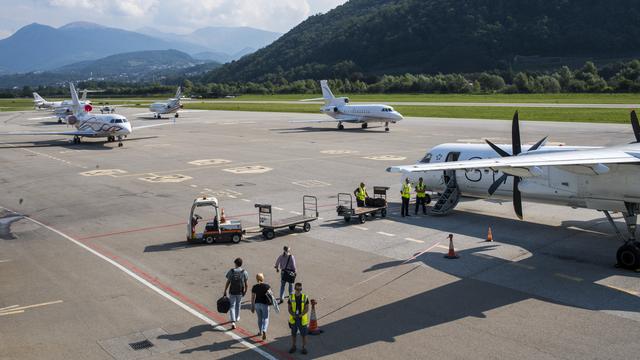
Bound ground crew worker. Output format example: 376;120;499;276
354;182;368;207
415;177;428;215
288;282;310;355
401;178;411;217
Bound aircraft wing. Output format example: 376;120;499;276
0;130;96;136
387;146;640;176
289;115;362;124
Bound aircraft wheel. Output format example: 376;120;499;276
58;118;63;124
616;243;640;270
385;127;390;132
338;124;344;130
361;123;368;129
118;142;123;148
175;113;179;118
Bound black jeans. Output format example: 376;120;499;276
415;197;427;214
356;199;365;207
401;197;410;216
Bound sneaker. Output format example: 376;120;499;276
302;348;308;355
289;347;297;354
230;323;236;330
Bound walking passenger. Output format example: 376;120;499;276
224;257;249;330
251;273;272;340
274;246;297;304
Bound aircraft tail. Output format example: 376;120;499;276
320;80;335;103
69;83;83;115
33;92;45;104
175;86;182;100
80;89;88;102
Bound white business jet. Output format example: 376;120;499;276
292;80;403;131
149;87;183;119
388;111;640;270
5;84;171;147
33;90;92;123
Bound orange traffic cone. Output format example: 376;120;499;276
444;234;459;259
486;227;493;242
308;299;323;335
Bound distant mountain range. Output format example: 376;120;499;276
0;50;220;88
207;0;640;82
0;22;281;74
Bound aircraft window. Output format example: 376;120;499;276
420;153;432;163
344;99;350;103
110;119;115;123
115;119;123;123
122;119;128;123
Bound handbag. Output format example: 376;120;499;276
281;255;297;283
217;295;230;313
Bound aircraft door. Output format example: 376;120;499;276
444;152;460;184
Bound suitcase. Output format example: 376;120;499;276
217;296;230;313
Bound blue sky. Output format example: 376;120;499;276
0;0;348;38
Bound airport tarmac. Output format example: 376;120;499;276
1;108;639;359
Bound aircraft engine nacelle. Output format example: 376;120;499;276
66;115;78;125
337;97;350;104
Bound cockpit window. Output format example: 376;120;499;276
110;119;115;123
420;153;432;163
344;98;350;103
115;119;123;123
122;119;128;123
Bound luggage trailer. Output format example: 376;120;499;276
337;186;389;224
255;195;319;239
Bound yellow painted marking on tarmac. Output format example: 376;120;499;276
601;284;640;297
241;199;251;202
508;262;535;270
0;305;19;311
377;231;395;237
0;300;63;316
363;155;407;161
436;244;450;250
80;169;127;177
0;259;12;263
554;273;583;282
405;238;424;243
188;159;231;166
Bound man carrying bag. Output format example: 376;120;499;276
274;246;297;304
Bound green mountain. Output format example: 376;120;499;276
207;0;640;82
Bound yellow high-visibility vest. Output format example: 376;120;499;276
289;293;309;326
416;182;426;198
356;186;367;201
401;183;411;199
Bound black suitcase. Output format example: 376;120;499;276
217;296;230;313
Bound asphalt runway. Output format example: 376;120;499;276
1;108;639;359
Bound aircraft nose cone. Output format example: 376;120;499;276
394;112;404;120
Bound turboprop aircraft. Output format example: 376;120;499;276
387;111;640;270
4;84;172;147
149;87;183;119
291;80;403;131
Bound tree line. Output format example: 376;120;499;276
2;60;640;98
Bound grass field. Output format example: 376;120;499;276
214;93;640;104
185;101;631;123
1;95;637;123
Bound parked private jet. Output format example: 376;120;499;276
33;90;92;123
388;111;640;270
149;87;183;119
292;80;403;131
6;84;171;147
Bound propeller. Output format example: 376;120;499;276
484;111;548;220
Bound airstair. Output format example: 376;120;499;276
428;171;460;216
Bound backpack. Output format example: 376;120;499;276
229;268;245;295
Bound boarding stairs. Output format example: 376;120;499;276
428;173;460;216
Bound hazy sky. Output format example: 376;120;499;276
0;0;348;38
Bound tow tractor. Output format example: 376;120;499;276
337;186;389;223
255;196;319;239
187;196;244;244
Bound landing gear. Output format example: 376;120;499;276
361;123;368;129
106;136;115;142
117;136;123;147
58;118;63;124
603;203;640;270
385;122;389;132
72;136;81;144
175;113;179;118
155;114;161;119
338;122;344;130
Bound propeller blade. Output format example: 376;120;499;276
512;111;522;156
528;136;548;152
513;177;523;219
485;139;511;157
488;173;508;195
631;110;640;142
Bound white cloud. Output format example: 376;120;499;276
0;0;348;35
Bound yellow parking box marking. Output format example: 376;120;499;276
554;273;583;282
